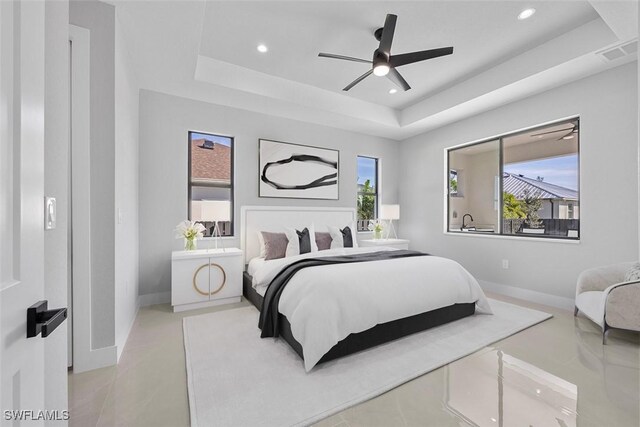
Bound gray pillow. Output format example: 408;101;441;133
623;262;640;282
261;231;288;260
315;232;332;251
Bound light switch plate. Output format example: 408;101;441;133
45;197;56;230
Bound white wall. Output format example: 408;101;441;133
399;63;638;305
114;8;140;360
138;90;400;301
44;0;69;420
69;0;115;350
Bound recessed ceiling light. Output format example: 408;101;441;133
257;44;268;53
562;135;574;140
517;8;536;20
389;88;398;94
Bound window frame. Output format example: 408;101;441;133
356;155;380;231
445;117;580;241
187;131;235;237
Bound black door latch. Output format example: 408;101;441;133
27;300;67;338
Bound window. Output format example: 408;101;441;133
188;132;234;237
449;169;463;197
447;118;579;240
357;156;378;231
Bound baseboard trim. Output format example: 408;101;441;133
479;279;574;311
116;303;140;362
138;291;171;307
72;345;117;374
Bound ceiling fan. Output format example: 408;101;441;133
318;14;454;91
530;124;579;140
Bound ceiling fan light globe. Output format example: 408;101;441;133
373;64;390;77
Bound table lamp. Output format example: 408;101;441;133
201;200;231;251
380;204;399;239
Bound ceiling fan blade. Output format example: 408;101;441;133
389;47;453;68
556;129;578;140
318;53;372;64
530;127;575;137
378;14;397;55
343;69;373;91
386;68;411;91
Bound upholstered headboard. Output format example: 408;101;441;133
240;205;357;265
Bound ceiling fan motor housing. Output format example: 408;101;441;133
373;49;389;66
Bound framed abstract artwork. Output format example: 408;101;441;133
259;139;339;200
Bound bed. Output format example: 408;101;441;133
240;206;492;371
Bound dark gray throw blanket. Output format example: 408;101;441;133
258;250;429;338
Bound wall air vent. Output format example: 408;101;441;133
597;39;638;63
620;41;638;55
602;47;625;61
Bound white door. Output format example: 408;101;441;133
1;1;68;424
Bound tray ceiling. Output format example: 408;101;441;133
113;0;638;140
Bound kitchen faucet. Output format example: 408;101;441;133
461;214;474;230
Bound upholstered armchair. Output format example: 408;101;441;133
575;262;640;344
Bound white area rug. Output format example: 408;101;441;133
183;299;551;427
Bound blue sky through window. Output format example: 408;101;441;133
504;154;578;191
190;132;232;147
358;157;376;185
357;156;377;187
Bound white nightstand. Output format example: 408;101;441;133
171;248;243;312
359;238;410;250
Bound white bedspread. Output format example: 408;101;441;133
252;247;492;371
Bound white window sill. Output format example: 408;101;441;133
201;236;237;240
444;230;580;244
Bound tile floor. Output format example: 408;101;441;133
68;293;639;426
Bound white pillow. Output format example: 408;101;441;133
257;231;266;258
328;222;359;249
285;224;318;257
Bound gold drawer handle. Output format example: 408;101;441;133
192;263;227;296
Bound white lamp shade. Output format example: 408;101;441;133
191;200;203;221
380;204;400;220
200;200;231;222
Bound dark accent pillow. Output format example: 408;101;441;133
341;226;354;248
297;227;311;254
315;232;332;251
261;231;288;260
329;224;357;249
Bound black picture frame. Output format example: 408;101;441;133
258;138;340;200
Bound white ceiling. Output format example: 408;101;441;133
199;1;598;109
114;0;638;140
